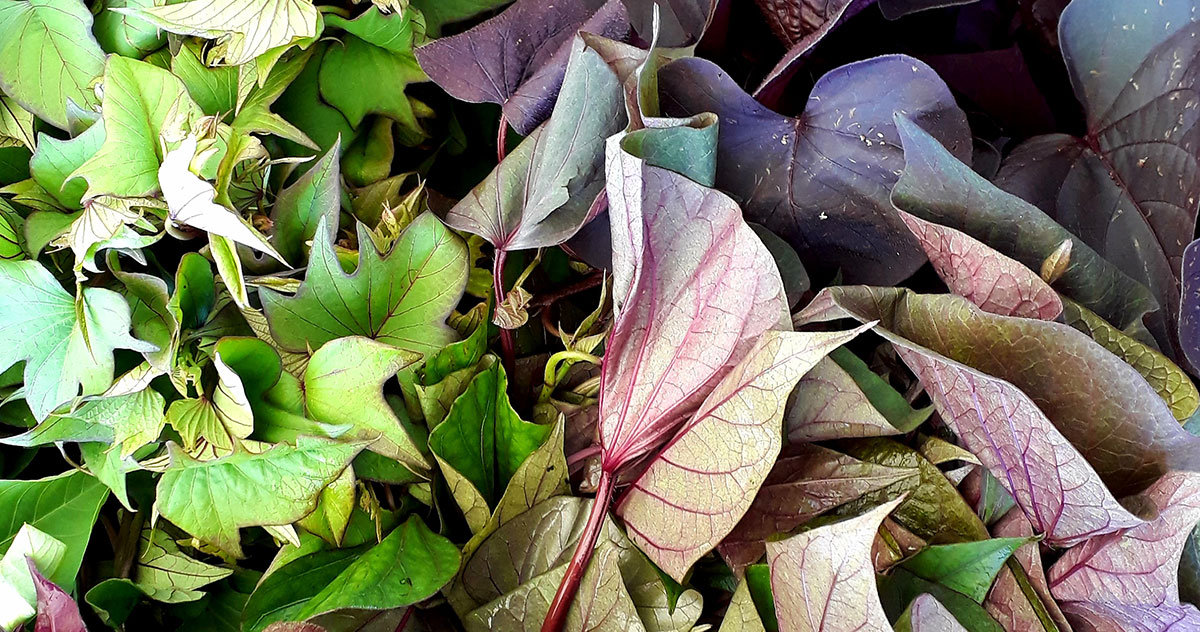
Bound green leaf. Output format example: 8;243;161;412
879;568;1004;632
304;335;427;471
133;526;232;603
166;353;254;459
900;537;1033;603
0;259;155;420
429;356;553;530
261;212;467;357
273;42;354;154
0;524;66;630
71;56;201;199
171;252;215;330
155;437;362;557
295;465;355;546
320;7;428;142
79;441;139;510
0;201;22;260
0;0;104;130
271;137;339;264
292;516;459;620
829;347;933;432
112;257;179;374
241;545;360;631
0;96;35;150
92;0;165;58
0;470;109;591
84;578;142;628
410;0;511;36
120;0;319;67
172;39;238;116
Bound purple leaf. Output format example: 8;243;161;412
623;0;715;47
897;211;1063;320
27;558;87;632
1049;470;1200;606
414;0;630;135
658;55;970;284
1181;239;1200;373
983;509;1072;632
902;593;968;632
995;0;1200;359
717;443;916;574
750;0;874;101
920;46;1058;138
784;357;909;442
614;325;872;581
796;287;1161;546
1058;601;1200;632
766;496;904;632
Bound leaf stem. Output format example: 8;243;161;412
494;249;516;375
497;114;510;163
540;350;603;402
542;468;614;632
566;445;602;467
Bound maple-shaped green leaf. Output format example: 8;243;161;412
261;212;467;357
0;259;154;420
0;0;105;130
270;137;339;264
131;526;232;603
119;0;319;67
70;56;201;199
155;437;362;557
429;355;554;532
304;335;428;472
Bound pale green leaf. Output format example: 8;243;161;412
0;471;109;591
133;526;232;603
296;465;355;546
0;524;66;631
29;121;104;211
0;0;104;130
155;437;362;557
93;0;165;58
0;96;35;149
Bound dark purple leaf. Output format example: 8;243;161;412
995;0;1200;360
414;0;630;135
717;443;916;574
1181;239;1200;373
27;558;87;632
659;55;970;284
751;0;874;100
920;46;1058;138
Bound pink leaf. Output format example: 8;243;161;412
616;326;872;580
717;443;916;575
1049;470;1200;605
1058;601;1200;632
905;593;968;632
984;509;1072;632
785;357;905;442
766;496;904;632
897;211;1062;320
27;558;87;632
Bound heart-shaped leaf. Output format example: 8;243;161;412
658;54;970;284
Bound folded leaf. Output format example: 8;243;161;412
658;55;970;284
983;509;1071;632
415;0;630;135
155;437;362;557
120;0;319;67
798;288;1154;545
766;496;903;632
0;0;104;131
304;336;427;472
28;559;87;632
261;213;467;357
995;0;1200;359
442;33;628;252
897;210;1062;320
71;56;201;199
891;114;1157;334
895;593;968;632
616;326;871;581
718;443;916;574
0;259;154;420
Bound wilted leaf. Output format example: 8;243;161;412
616;326;870;581
0;259;154;420
120;0;319;67
155;437;362;557
891;114;1157;335
718;443;916;574
897;210;1062;320
658;55;970;284
766;496;903;632
304;336;426;471
415;0;630;135
0;0;104;130
995;0;1200;360
261;213;467;357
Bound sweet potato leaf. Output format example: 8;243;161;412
0;471;108;593
900;537;1033;603
415;0;630;135
616;325;870;581
28;121;104;210
659;55;970;284
894;593;968;632
995;0;1200;360
983;509;1071;632
260;213;468;357
718;443;916;574
28;558;87;632
897;210;1063;320
269;136;339;264
766;496;903;632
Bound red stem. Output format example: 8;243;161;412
566;445;602;468
395;606;413;631
494;249;516;376
497;114;510;163
541;468;615;632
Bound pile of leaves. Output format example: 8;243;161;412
2;0;1200;629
